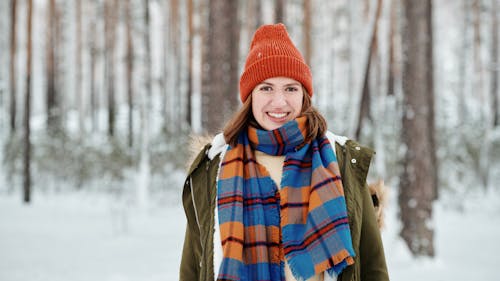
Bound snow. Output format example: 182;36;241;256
0;192;185;281
382;189;500;281
1;188;500;281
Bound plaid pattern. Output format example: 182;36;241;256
217;117;355;281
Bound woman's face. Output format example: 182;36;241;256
251;77;304;131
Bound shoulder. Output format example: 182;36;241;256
325;131;375;182
187;133;228;176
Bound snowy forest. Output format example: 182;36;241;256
1;0;499;280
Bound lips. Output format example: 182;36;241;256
266;112;290;124
268;112;288;118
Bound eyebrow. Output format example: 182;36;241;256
259;81;301;87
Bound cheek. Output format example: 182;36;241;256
251;93;266;113
292;96;304;113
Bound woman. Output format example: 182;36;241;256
180;23;389;281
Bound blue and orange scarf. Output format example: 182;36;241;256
216;117;355;281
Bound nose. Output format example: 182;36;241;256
270;91;287;107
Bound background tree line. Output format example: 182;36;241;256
0;0;499;258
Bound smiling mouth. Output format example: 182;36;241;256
267;112;289;119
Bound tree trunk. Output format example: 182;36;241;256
104;0;118;137
126;0;134;147
89;0;98;132
161;0;169;130
492;0;499;127
399;0;436;257
9;0;17;134
427;0;438;200
275;0;286;23
24;0;33;203
246;0;262;37
169;0;180;131
202;0;239;134
76;0;83;134
472;0;484;102
137;0;152;208
186;0;193;127
355;0;383;140
303;0;312;65
387;0;398;96
46;0;61;134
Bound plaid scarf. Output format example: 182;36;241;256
216;117;355;281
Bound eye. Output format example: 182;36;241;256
285;86;299;92
259;86;273;91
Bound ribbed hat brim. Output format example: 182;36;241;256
239;55;313;102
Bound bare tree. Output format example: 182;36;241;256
492;0;499;126
9;0;17;134
89;0;99;132
472;0;484;100
355;0;383;140
137;0;152;208
275;0;286;23
24;0;33;203
202;0;239;133
169;0;180;131
104;0;118;137
387;0;398;96
303;0;312;65
126;0;134;147
76;0;84;134
46;0;61;134
399;0;436;257
246;0;262;33
186;0;193;127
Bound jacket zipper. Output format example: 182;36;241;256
190;175;206;275
190;176;202;233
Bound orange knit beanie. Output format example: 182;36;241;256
239;23;313;102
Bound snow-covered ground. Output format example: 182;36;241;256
1;188;499;281
0;191;185;281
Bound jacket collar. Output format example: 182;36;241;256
207;131;349;160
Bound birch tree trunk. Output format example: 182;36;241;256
24;0;33;203
399;0;436;257
137;0;152;208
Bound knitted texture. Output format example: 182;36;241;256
216;117;355;281
239;23;313;102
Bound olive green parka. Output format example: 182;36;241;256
180;133;389;281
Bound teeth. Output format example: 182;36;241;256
268;112;287;118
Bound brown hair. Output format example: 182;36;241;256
223;88;327;147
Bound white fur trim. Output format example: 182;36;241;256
213;201;222;279
208;133;227;160
326;131;348;157
213;137;227;279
